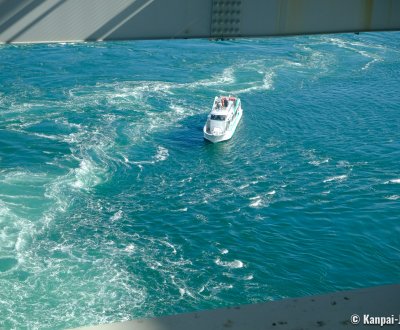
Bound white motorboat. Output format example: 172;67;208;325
203;96;243;143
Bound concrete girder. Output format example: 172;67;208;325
0;0;399;43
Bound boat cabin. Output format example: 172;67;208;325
206;96;240;134
204;95;243;142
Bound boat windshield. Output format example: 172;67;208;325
211;115;226;121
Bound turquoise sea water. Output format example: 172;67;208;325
0;32;399;329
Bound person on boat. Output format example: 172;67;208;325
223;98;228;108
217;97;222;109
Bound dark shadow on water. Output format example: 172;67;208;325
155;113;204;150
0;129;71;170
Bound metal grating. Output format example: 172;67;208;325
210;0;242;39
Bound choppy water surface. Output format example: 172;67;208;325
0;33;399;329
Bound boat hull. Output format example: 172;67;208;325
203;107;242;143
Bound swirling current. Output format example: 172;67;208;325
0;33;399;329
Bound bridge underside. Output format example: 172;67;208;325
0;0;399;44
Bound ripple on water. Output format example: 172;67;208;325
323;175;348;183
0;257;18;272
385;195;400;201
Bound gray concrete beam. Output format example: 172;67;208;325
72;284;400;330
0;0;399;43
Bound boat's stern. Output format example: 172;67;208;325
203;125;226;143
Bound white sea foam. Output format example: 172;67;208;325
267;190;276;195
249;195;263;208
309;158;330;166
215;257;244;269
169;103;185;115
384;178;400;184
195;214;207;222
110;210;123;222
169;274;195;299
210;283;234;294
0;199;36;261
124;244;135;252
335;159;347;166
161;240;177;254
2;171;48;185
323;175;348;183
221;249;229;255
120;154;130;164
71;159;103;190
249;199;262;208
190;67;236;89
154;146;169;162
385;195;400;200
231;70;275;94
31;132;61;141
325;37;383;71
14;226;33;253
